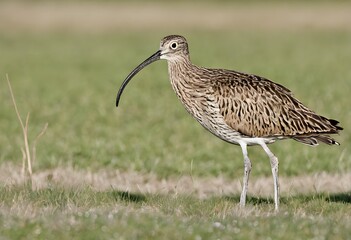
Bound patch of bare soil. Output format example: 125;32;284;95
0;2;351;33
0;163;349;199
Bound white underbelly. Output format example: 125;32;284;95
198;110;280;146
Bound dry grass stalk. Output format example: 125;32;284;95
20;148;26;176
6;74;48;184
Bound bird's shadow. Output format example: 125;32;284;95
326;192;351;203
223;192;351;205
109;190;147;203
105;188;351;206
223;195;275;205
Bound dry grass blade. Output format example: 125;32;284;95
6;74;32;181
20;147;26;176
24;112;32;176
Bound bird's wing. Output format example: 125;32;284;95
211;70;338;138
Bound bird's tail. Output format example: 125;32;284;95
292;118;342;146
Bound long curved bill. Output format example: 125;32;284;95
116;50;162;107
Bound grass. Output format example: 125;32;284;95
1;2;351;239
0;185;350;240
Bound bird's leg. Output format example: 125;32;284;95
239;142;251;207
260;142;279;211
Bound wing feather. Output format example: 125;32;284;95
209;69;341;138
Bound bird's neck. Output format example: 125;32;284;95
167;58;202;87
166;58;211;126
166;58;207;113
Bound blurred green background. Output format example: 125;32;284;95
1;0;350;178
0;1;350;203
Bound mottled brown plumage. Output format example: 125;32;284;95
116;35;342;211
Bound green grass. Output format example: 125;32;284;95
1;5;351;238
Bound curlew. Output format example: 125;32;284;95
115;35;342;211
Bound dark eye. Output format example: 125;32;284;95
170;42;178;49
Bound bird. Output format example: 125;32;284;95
115;35;342;211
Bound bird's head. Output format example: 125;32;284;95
159;35;189;62
116;35;189;107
